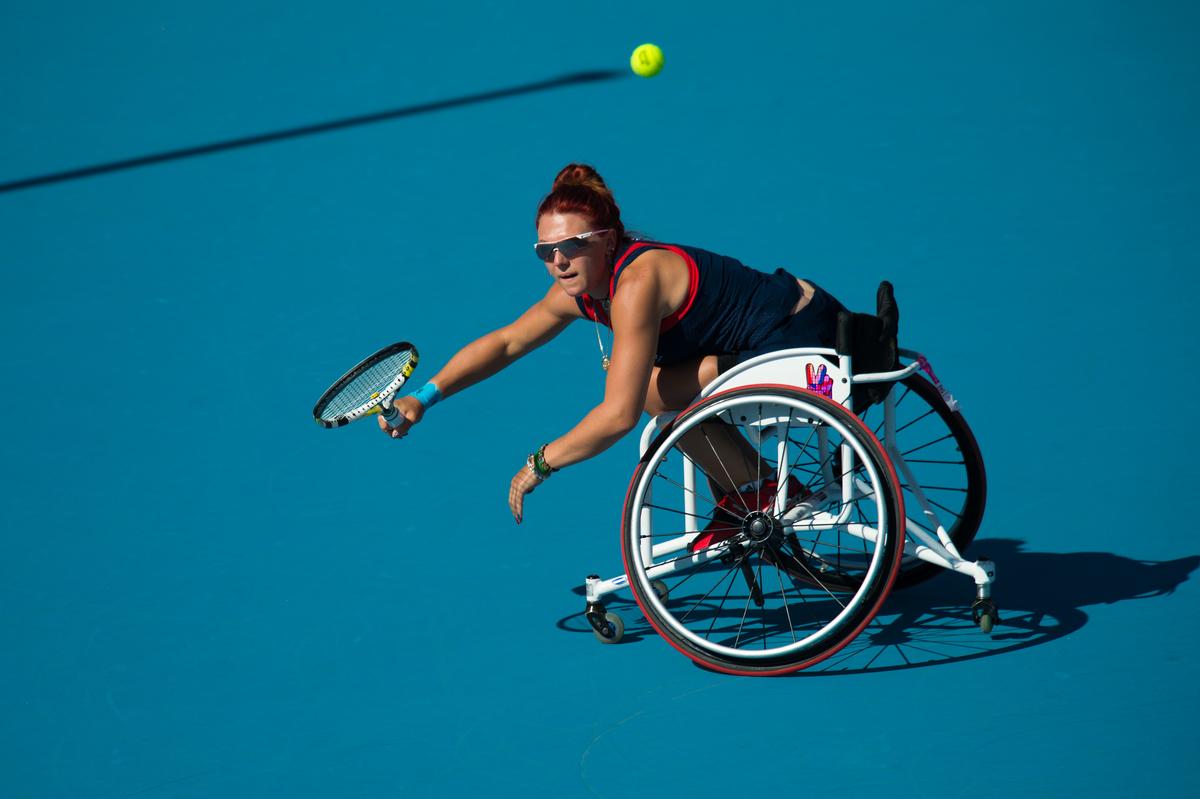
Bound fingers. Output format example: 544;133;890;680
510;474;531;524
510;480;524;524
509;469;541;524
377;412;411;439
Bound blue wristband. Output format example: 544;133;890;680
410;382;442;409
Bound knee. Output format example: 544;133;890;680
643;392;671;417
643;369;673;417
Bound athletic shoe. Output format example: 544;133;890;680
688;475;809;552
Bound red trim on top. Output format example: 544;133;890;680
580;294;598;322
609;242;699;333
608;241;652;298
580;293;611;326
658;245;699;332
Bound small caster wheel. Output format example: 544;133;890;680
972;598;999;634
651;579;670;601
592;612;624;644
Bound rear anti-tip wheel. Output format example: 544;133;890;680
972;598;999;634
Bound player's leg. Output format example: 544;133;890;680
645;355;764;495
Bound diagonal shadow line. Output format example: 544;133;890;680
0;69;626;194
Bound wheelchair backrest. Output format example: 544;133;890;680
836;280;900;408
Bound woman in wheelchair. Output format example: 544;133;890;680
382;163;990;673
377;163;846;524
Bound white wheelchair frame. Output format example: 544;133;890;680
583;345;996;644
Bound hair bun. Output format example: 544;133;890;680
552;163;608;194
537;163;625;245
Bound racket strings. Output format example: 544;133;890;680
320;350;413;419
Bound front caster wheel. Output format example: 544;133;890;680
591;612;624;644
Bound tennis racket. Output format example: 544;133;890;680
312;341;419;429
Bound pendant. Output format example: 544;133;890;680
601;356;610;371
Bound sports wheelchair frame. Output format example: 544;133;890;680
582;283;994;675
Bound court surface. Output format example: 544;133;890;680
2;2;1198;796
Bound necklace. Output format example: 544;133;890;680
593;297;611;371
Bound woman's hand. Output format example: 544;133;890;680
377;395;425;439
509;462;543;524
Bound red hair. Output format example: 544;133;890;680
535;163;626;245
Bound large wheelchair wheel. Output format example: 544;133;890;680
858;374;987;588
621;385;905;675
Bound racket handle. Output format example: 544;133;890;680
379;400;402;428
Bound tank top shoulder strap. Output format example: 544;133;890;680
577;294;614;326
610;240;700;332
575;294;598;321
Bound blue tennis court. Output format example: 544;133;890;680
3;2;1198;796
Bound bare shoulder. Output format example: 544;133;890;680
617;247;689;318
622;247;686;283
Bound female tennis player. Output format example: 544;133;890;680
380;164;846;526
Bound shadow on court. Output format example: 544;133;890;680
557;538;1200;675
0;69;624;194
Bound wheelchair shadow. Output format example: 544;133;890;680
557;539;1200;674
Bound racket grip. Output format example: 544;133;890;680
379;403;399;425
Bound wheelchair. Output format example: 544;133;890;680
581;282;994;675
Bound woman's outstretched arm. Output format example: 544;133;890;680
379;284;580;438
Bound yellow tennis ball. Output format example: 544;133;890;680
630;43;664;78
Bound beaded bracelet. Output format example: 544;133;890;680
530;443;557;479
525;454;546;482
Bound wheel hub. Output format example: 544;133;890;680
741;510;782;545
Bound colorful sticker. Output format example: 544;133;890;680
806;363;834;398
916;355;960;412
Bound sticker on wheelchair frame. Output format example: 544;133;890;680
916;355;961;412
805;363;834;398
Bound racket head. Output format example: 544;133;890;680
313;341;419;428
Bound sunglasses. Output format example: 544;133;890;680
533;229;611;262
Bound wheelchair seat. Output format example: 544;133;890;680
836;280;900;408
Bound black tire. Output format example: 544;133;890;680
858;374;987;588
621;385;906;676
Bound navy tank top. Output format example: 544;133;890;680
574;239;803;366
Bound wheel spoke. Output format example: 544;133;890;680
640;523;740;540
699;419;753;513
903;484;968;493
649;537;741;570
892;406;937;437
692;544;754;633
898;432;955;459
640;501;720;521
768;543;800;643
757;555;769;649
651;469;723;511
